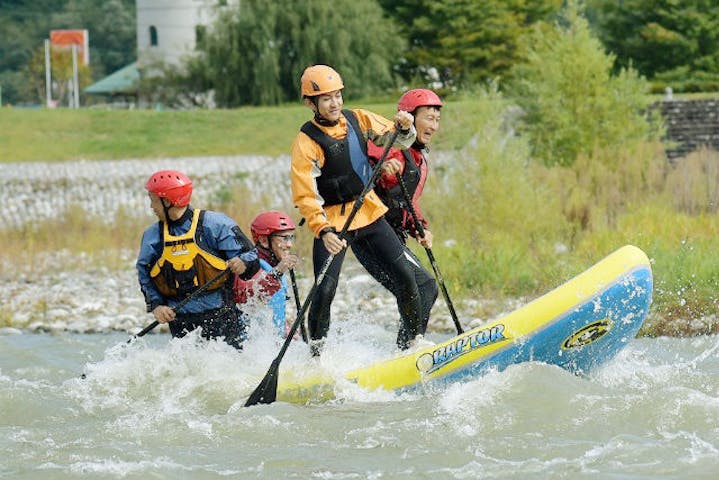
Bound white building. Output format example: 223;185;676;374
136;0;232;68
85;0;235;100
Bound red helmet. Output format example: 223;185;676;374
145;170;193;207
250;211;296;242
397;88;443;113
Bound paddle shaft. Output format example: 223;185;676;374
244;128;402;407
127;268;231;343
395;172;463;334
288;269;308;342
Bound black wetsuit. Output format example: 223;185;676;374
308;217;424;350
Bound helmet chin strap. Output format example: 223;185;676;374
314;112;338;127
412;139;426;150
161;198;175;224
258;238;280;265
310;97;339;126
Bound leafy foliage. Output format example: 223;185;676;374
379;0;562;88
0;0;135;104
178;0;405;107
53;0;136;78
422;85;570;297
507;2;654;167
588;0;719;92
25;44;92;106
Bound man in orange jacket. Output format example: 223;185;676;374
290;64;427;354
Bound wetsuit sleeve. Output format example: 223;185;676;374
414;194;429;230
409;151;430;237
290;131;333;237
352;108;416;150
408;204;430;239
233;273;251;304
255;273;282;298
136;224;165;312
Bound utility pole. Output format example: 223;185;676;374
44;39;52;107
72;44;79;108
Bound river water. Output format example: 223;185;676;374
2;158;718;478
2;325;718;479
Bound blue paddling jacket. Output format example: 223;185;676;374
137;207;259;314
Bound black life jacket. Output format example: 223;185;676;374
300;109;370;206
375;149;422;230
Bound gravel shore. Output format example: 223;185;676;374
0;155;492;335
0;247;494;335
5;155;714;337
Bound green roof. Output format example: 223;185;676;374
84;61;139;95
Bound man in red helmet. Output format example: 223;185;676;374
233;211;299;338
367;88;443;336
290;64;427;354
369;88;442;246
136;170;260;349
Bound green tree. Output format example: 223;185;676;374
0;0;66;103
0;0;134;104
52;0;136;78
25;43;91;105
588;0;719;92
378;0;562;88
507;1;653;166
181;0;405;107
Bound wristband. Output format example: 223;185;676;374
319;227;335;238
147;300;163;313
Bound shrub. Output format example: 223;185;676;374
423;84;571;298
507;1;654;167
664;148;719;214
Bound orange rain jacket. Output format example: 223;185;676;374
290;109;416;237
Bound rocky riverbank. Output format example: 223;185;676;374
0;247;498;335
1;154;498;335
1;156;716;337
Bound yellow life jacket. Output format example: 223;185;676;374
150;209;229;298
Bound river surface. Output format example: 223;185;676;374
2;158;718;478
1;326;718;479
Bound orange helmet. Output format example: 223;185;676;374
301;65;344;97
145;170;193;207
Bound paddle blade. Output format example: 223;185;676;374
244;359;280;406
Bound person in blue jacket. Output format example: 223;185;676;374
233;211;299;338
136;170;259;349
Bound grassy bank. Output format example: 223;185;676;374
2;97;718;337
0;98;479;161
0;105;310;161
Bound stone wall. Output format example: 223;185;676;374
654;98;719;160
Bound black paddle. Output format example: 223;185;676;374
244;128;402;407
395;172;464;335
126;268;232;343
288;269;308;342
